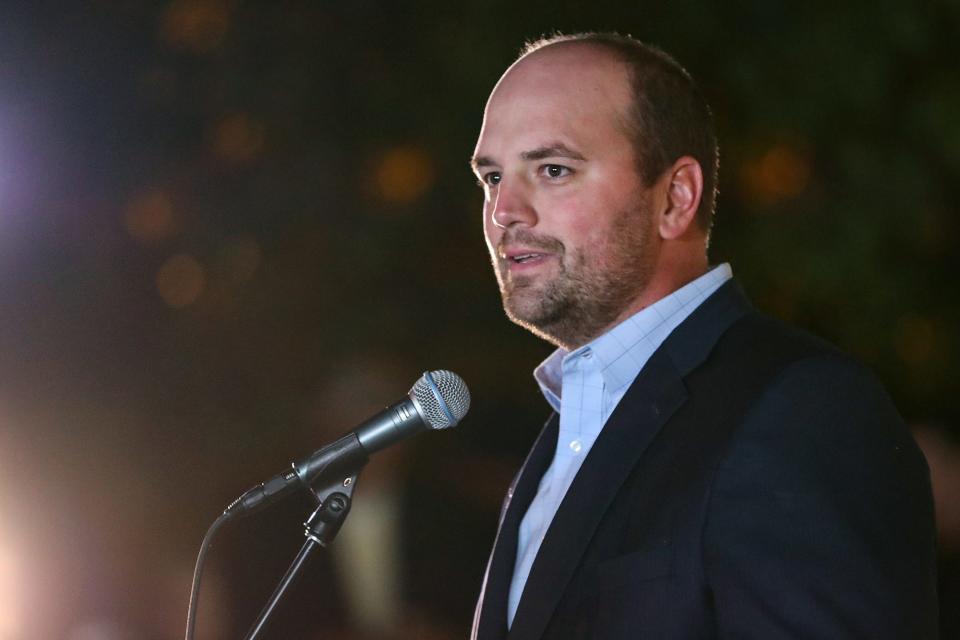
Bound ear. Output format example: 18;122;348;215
658;156;704;240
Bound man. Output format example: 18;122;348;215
470;32;938;639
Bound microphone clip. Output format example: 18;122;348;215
242;467;363;640
303;471;360;547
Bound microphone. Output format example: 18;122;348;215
224;370;470;518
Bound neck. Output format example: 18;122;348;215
569;243;709;350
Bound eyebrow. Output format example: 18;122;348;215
470;142;587;172
521;143;587;162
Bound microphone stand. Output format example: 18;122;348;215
242;467;362;640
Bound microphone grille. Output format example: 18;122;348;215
411;370;471;429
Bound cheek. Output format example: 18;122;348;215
559;202;640;268
482;209;501;251
553;199;618;252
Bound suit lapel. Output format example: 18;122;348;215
474;414;560;640
507;353;686;639
508;280;753;640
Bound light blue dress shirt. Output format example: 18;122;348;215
507;263;733;626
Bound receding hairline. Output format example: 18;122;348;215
518;37;628;62
500;38;633;90
484;39;638;140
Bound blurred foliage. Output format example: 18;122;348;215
0;1;957;637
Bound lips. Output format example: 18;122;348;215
499;247;555;273
509;252;547;264
496;232;564;274
502;244;552;258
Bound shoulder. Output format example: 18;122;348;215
707;311;905;433
716;312;903;436
700;320;938;637
713;309;845;367
670;307;934;535
696;321;937;610
708;311;922;476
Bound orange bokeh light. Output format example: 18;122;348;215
369;145;435;206
739;144;811;207
211;113;265;166
156;254;206;308
124;189;179;245
160;0;233;54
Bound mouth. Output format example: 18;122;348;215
499;249;556;277
508;252;548;264
496;235;564;275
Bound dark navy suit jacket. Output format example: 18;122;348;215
472;281;938;639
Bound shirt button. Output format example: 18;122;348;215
569;439;582;453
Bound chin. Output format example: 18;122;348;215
502;288;552;326
502;301;574;349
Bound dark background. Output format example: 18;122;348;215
0;2;957;639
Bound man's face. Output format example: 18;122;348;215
472;45;660;349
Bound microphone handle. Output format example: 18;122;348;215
226;433;368;518
354;396;427;453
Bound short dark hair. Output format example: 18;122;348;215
521;33;719;232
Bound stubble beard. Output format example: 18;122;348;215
493;197;656;350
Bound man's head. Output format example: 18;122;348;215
472;33;717;349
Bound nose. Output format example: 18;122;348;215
490;180;537;229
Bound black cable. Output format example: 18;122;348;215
184;511;231;640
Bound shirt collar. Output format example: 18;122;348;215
534;263;733;411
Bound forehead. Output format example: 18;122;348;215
475;44;633;158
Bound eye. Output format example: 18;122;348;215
541;164;572;179
481;171;501;186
